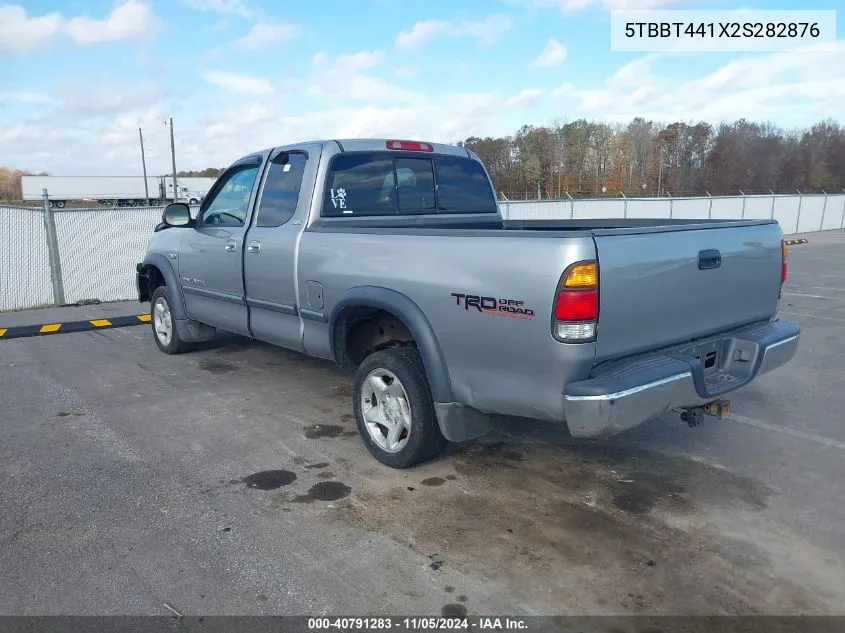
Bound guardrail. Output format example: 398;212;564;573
2;192;842;313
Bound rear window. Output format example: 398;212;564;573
322;152;496;217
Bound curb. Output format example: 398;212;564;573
784;238;809;245
0;314;151;341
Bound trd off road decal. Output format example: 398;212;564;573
450;293;535;320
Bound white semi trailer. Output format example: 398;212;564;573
20;175;217;208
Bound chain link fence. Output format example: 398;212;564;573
2;192;844;313
0;205;54;311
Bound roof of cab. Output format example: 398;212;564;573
328;138;471;157
236;138;478;165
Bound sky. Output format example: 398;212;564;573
1;0;843;176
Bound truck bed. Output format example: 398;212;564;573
310;213;777;235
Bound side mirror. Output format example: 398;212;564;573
162;202;193;227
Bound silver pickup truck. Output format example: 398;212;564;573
136;138;800;468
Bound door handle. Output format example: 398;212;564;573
698;249;721;270
247;240;261;254
224;240;237;252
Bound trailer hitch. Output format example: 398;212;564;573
679;399;730;427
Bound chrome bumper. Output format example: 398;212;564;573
563;319;800;438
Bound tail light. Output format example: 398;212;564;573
781;240;788;285
552;261;598;343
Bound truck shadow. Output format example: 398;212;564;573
330;424;825;615
186;332;832;615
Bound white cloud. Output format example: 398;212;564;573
505;88;545;108
395;15;514;49
234;22;301;50
202;69;274;95
312;50;383;73
0;5;64;54
529;38;567;67
553;42;845;124
183;0;254;19
0;2;160;55
66;1;161;45
56;79;166;116
307;50;420;104
0;91;55;103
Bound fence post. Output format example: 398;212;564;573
820;190;828;230
795;188;802;234
770;190;776;219
620;192;627;218
706;191;713;219
739;190;746;219
667;192;673;218
566;191;574;219
840;190;845;229
42;188;66;306
498;192;510;219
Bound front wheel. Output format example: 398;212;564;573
353;346;447;468
150;286;192;354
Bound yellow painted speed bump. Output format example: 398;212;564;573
0;314;151;341
784;238;808;245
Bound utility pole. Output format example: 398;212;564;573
167;117;178;203
139;127;150;205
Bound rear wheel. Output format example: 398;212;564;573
150;286;192;354
353;346;447;468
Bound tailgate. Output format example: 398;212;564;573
593;222;783;361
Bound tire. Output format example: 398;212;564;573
150;286;192;354
353;346;448;468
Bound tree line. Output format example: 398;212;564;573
4;118;844;202
458;118;845;200
176;168;224;178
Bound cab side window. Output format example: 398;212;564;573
256;152;308;227
434;156;497;214
200;163;261;226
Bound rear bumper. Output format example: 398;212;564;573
563;319;800;438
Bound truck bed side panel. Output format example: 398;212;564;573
297;230;597;420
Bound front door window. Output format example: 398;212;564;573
200;165;261;226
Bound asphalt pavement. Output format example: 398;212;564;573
1;230;843;616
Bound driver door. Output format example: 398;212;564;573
177;158;263;335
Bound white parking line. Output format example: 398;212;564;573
729;413;845;451
783;292;845;301
787;272;845;280
780;310;844;322
787;285;845;293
